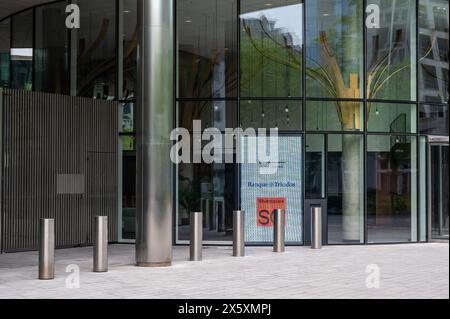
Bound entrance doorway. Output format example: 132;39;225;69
429;143;449;240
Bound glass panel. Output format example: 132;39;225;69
306;101;363;131
178;101;238;132
178;163;237;242
120;101;136;240
431;145;449;240
11;10;33;91
366;0;417;101
121;150;136;240
305;0;363;99
120;102;135;151
367;135;418;243
419;0;449;104
240;100;302;130
305;134;325;199
121;0;137;100
419;104;449;135
35;2;69;94
177;0;238;99
240;0;303;98
327;134;364;244
77;0;116;99
419;136;427;242
0;18;10;88
367;102;417;133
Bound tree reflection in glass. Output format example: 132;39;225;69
240;0;303;98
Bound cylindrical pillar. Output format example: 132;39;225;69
135;0;174;267
94;216;108;272
312;206;322;249
233;210;245;257
39;219;55;280
190;212;203;261
273;209;285;253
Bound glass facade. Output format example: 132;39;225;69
77;0;117;99
366;0;417;101
0;18;10;88
367;135;418;243
306;0;364;99
11;10;33;91
419;0;449;104
35;2;69;94
0;0;448;245
241;0;303;98
177;0;238;99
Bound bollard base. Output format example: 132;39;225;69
94;269;108;273
136;262;172;268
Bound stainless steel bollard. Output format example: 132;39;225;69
233;210;245;257
39;219;55;280
94;216;108;272
190;212;203;261
311;206;322;249
273;209;285;253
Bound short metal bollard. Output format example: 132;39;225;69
39;219;55;280
311;206;322;249
233;210;245;257
94;216;108;272
190;212;203;261
273;209;285;253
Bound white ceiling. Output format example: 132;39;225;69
0;0;52;21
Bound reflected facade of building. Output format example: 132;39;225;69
0;0;448;252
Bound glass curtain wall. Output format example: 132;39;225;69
366;0;417;101
177;0;238;99
177;0;238;243
34;2;69;94
2;0;447;245
11;9;33;91
327;134;364;244
240;0;303;98
118;0;138;241
367;135;418;243
120;0;137;101
77;0;117;99
0;19;10;88
305;0;364;99
418;0;449;104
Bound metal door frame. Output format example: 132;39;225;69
427;136;449;242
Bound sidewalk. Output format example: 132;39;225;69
0;243;448;299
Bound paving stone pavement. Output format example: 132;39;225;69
0;243;448;299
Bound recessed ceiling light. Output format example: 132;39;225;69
323;13;330;16
124;10;131;13
265;3;272;6
185;20;192;23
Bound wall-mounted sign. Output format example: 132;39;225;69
241;135;303;243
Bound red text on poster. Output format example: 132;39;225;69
257;198;286;227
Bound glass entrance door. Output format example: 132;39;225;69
430;144;449;240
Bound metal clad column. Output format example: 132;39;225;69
39;219;55;280
136;0;174;267
94;216;108;272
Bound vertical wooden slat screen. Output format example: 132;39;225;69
0;89;118;252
